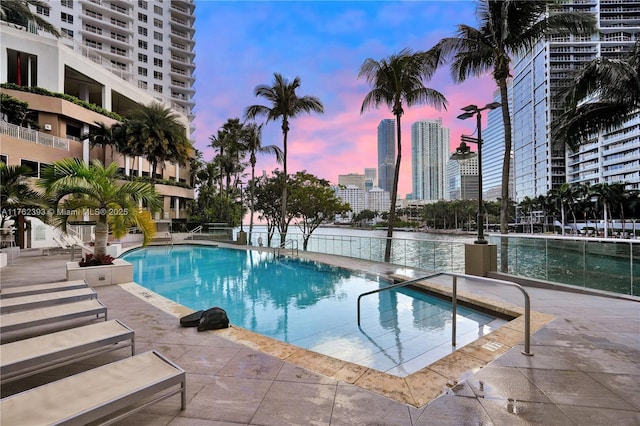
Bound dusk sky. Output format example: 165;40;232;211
192;1;496;197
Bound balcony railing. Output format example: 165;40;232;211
0;121;70;151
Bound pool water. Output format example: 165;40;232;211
121;245;507;377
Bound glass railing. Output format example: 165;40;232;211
489;234;639;296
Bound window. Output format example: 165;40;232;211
138;26;147;36
61;12;73;24
20;160;39;177
153;18;163;28
61;28;74;37
111;60;126;70
138;13;147;23
85;24;101;34
36;6;49;16
111;46;127;56
138;40;148;49
153;58;163;67
154;71;163;80
138;81;148;89
154;5;163;14
138;53;148;62
61;0;73;8
153;31;163;41
153;45;163;54
111;32;127;42
0;155;7;165
85;39;102;49
154;84;163;93
138;0;148;9
39;163;52;178
138;67;148;76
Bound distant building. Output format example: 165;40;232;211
377;119;395;192
366;187;391;213
447;155;479;200
364;167;377;191
482;89;514;201
338;173;366;190
335;185;365;215
411;119;450;201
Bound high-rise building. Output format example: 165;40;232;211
364;168;377;192
482;89;514;201
335;185;365;215
38;0;196;134
411;119;450;201
377;119;395;192
512;0;640;201
366;187;391;213
447;155;479;200
338;173;366;190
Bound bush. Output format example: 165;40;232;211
79;253;115;267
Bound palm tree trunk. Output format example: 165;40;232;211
384;114;402;263
280;128;288;248
94;213;109;257
498;78;512;272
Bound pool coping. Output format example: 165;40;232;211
118;275;555;408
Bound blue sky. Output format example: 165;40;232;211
192;1;495;197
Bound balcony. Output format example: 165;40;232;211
1;122;70;151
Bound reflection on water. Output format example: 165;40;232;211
122;245;503;377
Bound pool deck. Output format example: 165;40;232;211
1;242;639;425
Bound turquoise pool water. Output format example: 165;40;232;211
121;245;506;377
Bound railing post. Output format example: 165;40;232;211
522;292;533;356
452;275;457;346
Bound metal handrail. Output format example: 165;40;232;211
275;239;299;257
357;272;533;356
188;225;202;234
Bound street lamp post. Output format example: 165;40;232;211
453;102;501;244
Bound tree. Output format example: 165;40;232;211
289;172;349;250
359;48;447;262
39;159;161;257
243;122;283;245
553;41;640;150
124;103;191;183
0;0;60;38
432;0;596;237
252;173;285;247
0;163;49;249
245;73;324;247
83;121;124;165
0;94;38;128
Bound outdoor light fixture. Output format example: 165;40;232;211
453;102;501;244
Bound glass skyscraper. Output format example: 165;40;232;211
411;119;450;201
377;119;396;193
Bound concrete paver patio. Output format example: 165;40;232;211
1;245;638;425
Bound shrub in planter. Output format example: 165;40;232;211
79;253;115;267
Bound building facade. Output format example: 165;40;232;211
34;0;196;134
411;119;450;201
1;24;194;247
446;155;479;200
364;167;377;191
338;173;366;190
377;119;395;193
512;0;640;201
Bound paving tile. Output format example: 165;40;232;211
217;348;284;380
558;404;640;426
250;380;336;426
465;365;553;403
275;362;337;385
479;398;575;426
331;383;413;425
587;371;640;410
413;395;493;426
175;345;242;375
547;347;640;375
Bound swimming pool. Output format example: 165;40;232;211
121;245;507;377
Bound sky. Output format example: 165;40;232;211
192;0;496;198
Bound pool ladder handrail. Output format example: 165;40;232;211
356;272;534;356
275;239;299;257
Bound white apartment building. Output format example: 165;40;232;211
37;0;196;134
512;0;640;201
411;119;450;201
336;185;365;215
446;155;479;200
366;187;391;213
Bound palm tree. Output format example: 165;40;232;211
0;0;60;38
243;122;283;245
83;121;124;165
432;0;596;237
553;41;640;150
0;163;49;249
359;48;447;262
39;159;161;257
124;102;191;183
244;73;324;247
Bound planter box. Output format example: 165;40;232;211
66;259;133;287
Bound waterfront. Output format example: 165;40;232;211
241;226;639;296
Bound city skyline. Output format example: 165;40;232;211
192;1;495;197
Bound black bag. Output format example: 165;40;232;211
197;307;230;331
179;310;204;327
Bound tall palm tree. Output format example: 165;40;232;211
553;41;640;150
432;0;596;237
39;159;161;257
244;73;324;247
83;121;124;165
0;0;60;37
243;122;283;245
124;103;191;183
359;48;447;262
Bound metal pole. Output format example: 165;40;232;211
476;111;486;244
452;276;457;346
